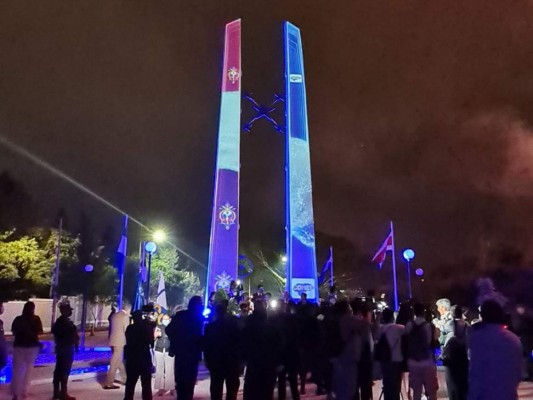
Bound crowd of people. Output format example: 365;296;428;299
0;287;530;400
104;286;526;400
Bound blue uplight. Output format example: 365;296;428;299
203;308;212;318
415;268;424;276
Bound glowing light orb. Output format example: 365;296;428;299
145;241;157;254
403;249;415;261
415;268;424;276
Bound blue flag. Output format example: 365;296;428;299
318;246;333;285
116;215;128;309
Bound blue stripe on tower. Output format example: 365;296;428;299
284;21;319;301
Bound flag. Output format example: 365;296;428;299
140;243;147;283
156;271;168;312
372;231;393;269
116;215;128;310
318;246;333;284
133;273;146;312
116;216;128;275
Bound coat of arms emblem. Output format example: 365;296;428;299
228;67;240;84
219;202;237;230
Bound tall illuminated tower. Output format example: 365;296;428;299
206;19;241;295
284;22;319;301
207;20;318;301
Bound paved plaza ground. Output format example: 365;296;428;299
1;332;533;399
1;373;533;400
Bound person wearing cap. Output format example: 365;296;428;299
52;302;79;400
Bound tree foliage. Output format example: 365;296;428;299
0;228;80;299
148;244;202;308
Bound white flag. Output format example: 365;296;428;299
156;271;168;311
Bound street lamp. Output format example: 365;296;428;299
402;249;415;299
152;230;167;243
80;264;94;349
145;241;157;301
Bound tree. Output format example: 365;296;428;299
0;228;79;299
239;245;286;296
0;171;37;231
58;214;118;303
148;244;202;308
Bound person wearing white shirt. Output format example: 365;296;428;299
378;308;405;400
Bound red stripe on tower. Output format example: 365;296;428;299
221;20;241;93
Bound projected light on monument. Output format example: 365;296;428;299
206;19;241;297
206;20;319;302
284;22;319;301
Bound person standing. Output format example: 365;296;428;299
11;301;43;400
104;302;131;389
468;300;522;400
433;298;452;345
154;314;175;397
242;300;284;400
204;302;242;400
405;303;438;400
0;302;7;371
276;301;300;400
166;296;204;400
124;310;154;400
331;300;363;400
52;302;79;400
108;305;116;338
355;305;374;400
376;308;405;400
441;305;469;400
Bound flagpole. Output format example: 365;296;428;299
50;216;62;327
390;221;399;311
117;215;128;311
329;246;334;287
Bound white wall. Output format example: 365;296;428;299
2;297;114;335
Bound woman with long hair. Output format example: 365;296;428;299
11;301;43;400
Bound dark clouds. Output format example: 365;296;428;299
1;1;533;272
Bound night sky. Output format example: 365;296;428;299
1;1;533;283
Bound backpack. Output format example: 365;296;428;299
374;330;392;362
441;321;468;366
406;322;432;361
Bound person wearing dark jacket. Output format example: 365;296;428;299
204;301;242;400
166;296;204;400
11;301;43;400
275;302;301;400
124;311;155;400
242;300;284;400
154;314;175;396
52;302;79;400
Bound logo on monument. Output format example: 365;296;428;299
291;278;316;299
215;271;232;291
228;67;240;84
219;202;237;230
289;74;302;83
